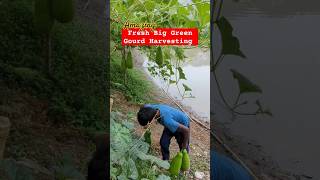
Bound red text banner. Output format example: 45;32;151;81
121;28;198;46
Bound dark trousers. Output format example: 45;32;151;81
160;127;190;160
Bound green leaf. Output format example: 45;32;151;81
122;121;134;130
144;129;152;145
182;83;192;92
127;158;138;179
196;3;210;26
144;1;155;10
117;173;129;180
185;20;198;28
255;100;263;110
217;17;246;58
230;69;262;94
178;7;189;16
177;67;186;80
169;80;176;84
157;174;171;180
262;109;273;117
174;47;186;60
168;6;178;15
155;47;164;66
163;49;171;60
134;150;170;169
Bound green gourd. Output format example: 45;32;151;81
121;58;126;71
169;152;183;176
52;0;74;23
144;129;152;145
126;51;133;69
155;46;163;66
34;0;54;33
181;149;190;171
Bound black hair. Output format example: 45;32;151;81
137;106;157;126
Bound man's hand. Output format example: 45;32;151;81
176;124;190;150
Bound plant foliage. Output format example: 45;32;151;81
111;112;171;179
111;0;210;98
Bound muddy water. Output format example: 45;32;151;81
212;0;320;178
134;48;210;122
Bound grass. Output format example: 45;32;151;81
110;50;153;104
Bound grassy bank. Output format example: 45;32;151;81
0;0;108;130
110;51;152;104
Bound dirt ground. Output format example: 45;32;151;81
212;121;304;180
0;83;94;179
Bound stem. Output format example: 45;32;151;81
213;53;224;69
210;0;215;66
212;69;233;110
216;0;224;21
233;92;241;108
232;101;247;110
213;70;257;116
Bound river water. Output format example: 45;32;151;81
137;48;210;122
212;0;320;178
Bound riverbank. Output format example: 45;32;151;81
110;62;211;179
131;48;301;179
212;120;305;180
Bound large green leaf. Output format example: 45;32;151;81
144;1;156;10
178;6;189;16
134;150;170;169
182;83;192;92
157;174;171;180
217;17;246;58
127;158;138;179
196;2;210;26
132;139;150;155
174;47;186;60
230;69;262;94
177;67;186;80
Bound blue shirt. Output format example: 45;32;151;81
211;150;253;180
144;104;189;133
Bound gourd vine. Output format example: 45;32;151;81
211;0;272;117
111;0;210;99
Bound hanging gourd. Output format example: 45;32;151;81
52;0;74;23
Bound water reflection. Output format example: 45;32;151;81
138;48;210;121
224;0;320;18
213;0;320;178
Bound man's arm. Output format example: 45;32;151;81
176;124;190;150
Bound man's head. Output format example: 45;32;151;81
137;106;158;126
